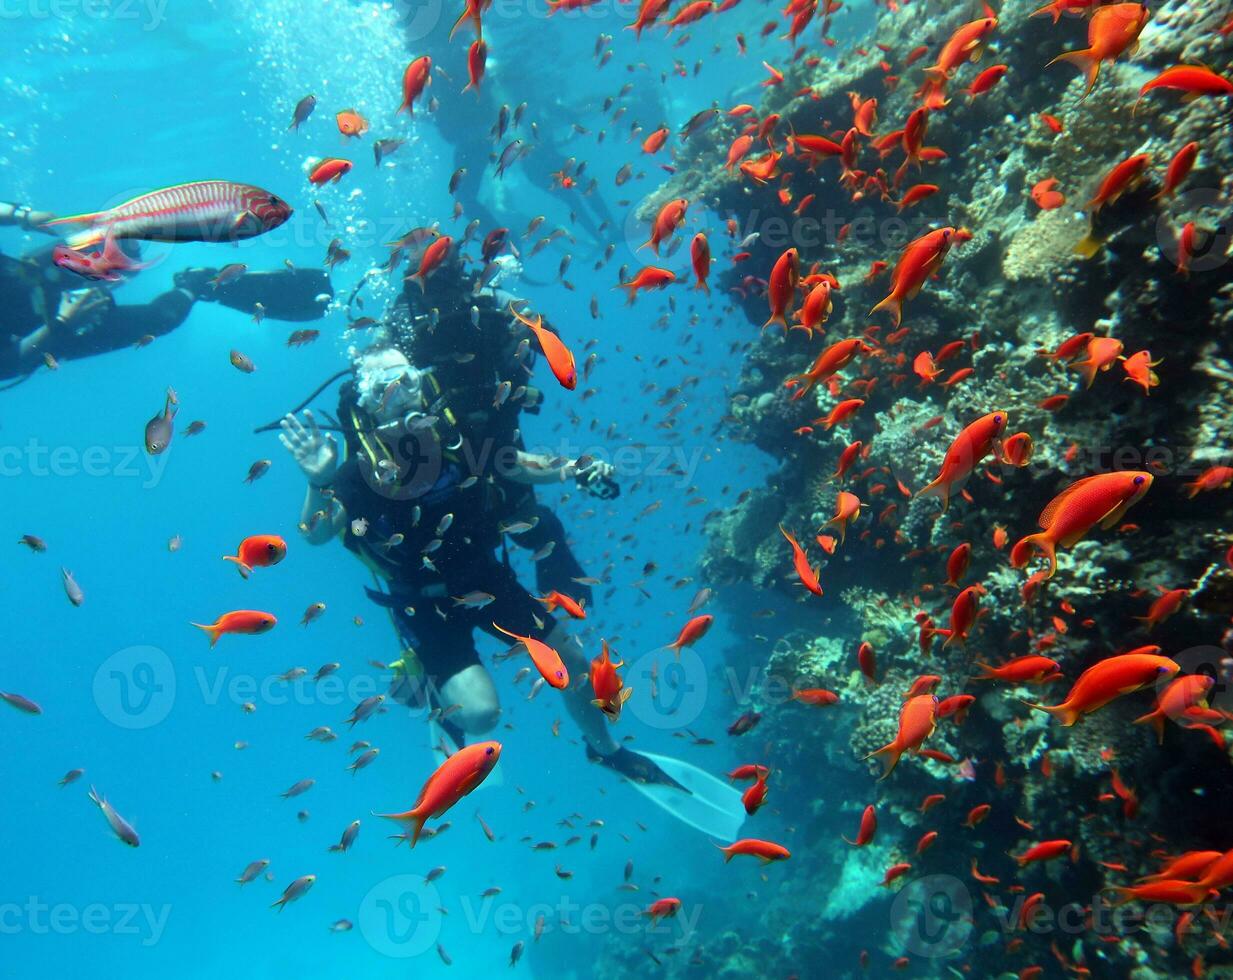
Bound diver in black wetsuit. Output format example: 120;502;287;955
279;250;679;786
0;200;332;384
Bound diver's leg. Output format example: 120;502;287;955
546;620;619;756
439;664;501;735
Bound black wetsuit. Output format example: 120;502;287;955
0;251;330;382
329;286;590;691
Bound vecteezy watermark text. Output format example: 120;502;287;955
0;898;171;947
0;0;168;30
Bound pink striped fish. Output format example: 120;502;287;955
47;180;292;249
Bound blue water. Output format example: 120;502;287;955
0;2;880;976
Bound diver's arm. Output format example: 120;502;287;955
279;411;346;545
506;450;616;489
0;202;56;234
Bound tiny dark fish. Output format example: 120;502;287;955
245;459;271;483
18;534;46;552
1;691;42;714
59;768;84;787
373;138;405;166
280;778;315;799
289;94;317;131
144;386;178;455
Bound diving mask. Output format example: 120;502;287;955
356;352;424;423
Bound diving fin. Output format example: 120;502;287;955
614;749;746;840
209;268;334;322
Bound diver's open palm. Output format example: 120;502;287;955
279;410;338;487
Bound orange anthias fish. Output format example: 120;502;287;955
493;624;569;688
716;838;791;864
462;39;488;94
1137;65;1233;109
1086;154;1151;212
690;233;711;293
1022;649;1179;726
618;266;676;304
642;198;688;255
843;804;877;845
1184;465;1233;498
223;534;287;578
510;305;577;390
916;411;1009;509
1134;587;1188;630
824;491;862;545
779;524;823;596
1031;178;1066;211
870;227;965;326
398;56;433;115
1010;471;1153;578
864;694;938;778
335;108;369;138
1070;335;1125;388
974;655;1060;684
785;337;870;400
1046;3;1151;99
645;897;682;923
590;640;632;721
190;609;277;647
1133;674;1213;743
406;235;453;293
664;614;713;658
763;247;800;332
376;741;501;846
1121;350;1162;394
536;590;586;619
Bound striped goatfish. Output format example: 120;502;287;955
46;180;292;249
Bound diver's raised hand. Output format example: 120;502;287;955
279;410;338;487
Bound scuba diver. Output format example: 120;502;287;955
277;250;695;793
0;200;332;385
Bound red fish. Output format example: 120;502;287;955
52;231;149;282
191;610;277;647
663;614;713;658
974;655;1060;684
1154;142;1199;200
493;624;569;688
536;590;586;619
716;838;791;863
1010;471;1152;578
590;640;632;721
779;525;823;596
843;804;877;845
398;56;432;115
785;337;870;400
645;897;682;922
223;535;287;578
1184;465;1233;498
510;305;577;390
617;266;676;304
763;248;800;331
309;158;353;186
1023;649;1179;726
642;199;688;255
870;227;964;326
1013;840;1072;866
376;741;501;846
916;411;1008;509
462;40;487;94
1046;3;1150;99
864;694;938;778
690;233;711;293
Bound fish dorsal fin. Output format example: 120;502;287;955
1038;475;1103;529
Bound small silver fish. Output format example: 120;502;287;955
452;591;495;608
271;875;315;911
61;567;84;607
280;778;315;800
88;786;139;847
435;513;454;536
330;820;362;852
236;858;270;885
347;748;379;775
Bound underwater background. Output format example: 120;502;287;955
3;0;1233;978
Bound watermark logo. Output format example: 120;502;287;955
1156;187;1230;275
627;646;709;730
393;0;443;42
890;874;973;959
359;874;443;958
93;645;176;729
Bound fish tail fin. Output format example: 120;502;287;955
1067;358;1099;389
869;292;902;327
913;475;951;510
190;621;222;648
43;210;105;228
1072;232;1104;259
863;740;904;779
87;785;104;809
1047;49;1100;99
1184;481;1201;499
65;228;106;250
761;311;788;333
374;808;426;847
1131;709;1166;744
695;278;710;295
713;842;735;863
1010;533;1056;577
1019;697;1077;727
972;661;997;680
406;272;425;293
222;556;253;579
